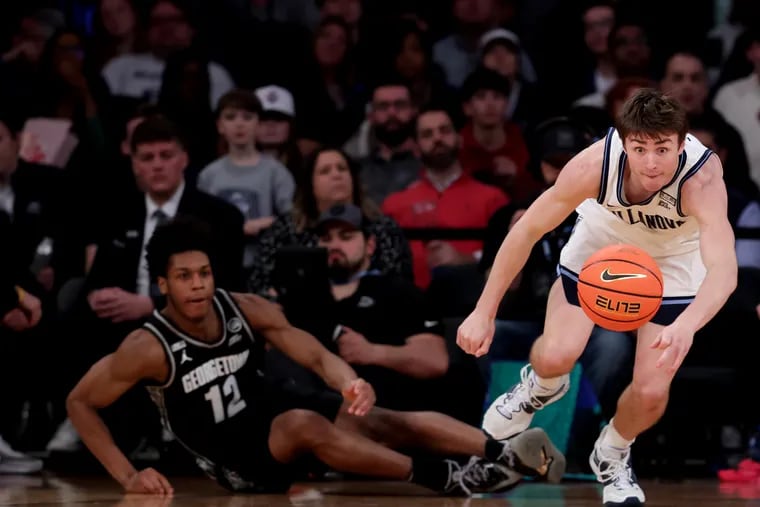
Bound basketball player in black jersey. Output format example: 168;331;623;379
66;217;566;496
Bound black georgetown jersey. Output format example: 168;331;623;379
144;289;266;472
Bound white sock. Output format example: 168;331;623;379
530;370;564;393
600;420;634;457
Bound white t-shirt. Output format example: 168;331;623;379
713;74;760;189
102;52;235;107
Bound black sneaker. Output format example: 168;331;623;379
442;458;520;496
498;427;566;484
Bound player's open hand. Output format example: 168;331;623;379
123;468;174;495
651;322;694;374
456;310;495;357
342;378;375;416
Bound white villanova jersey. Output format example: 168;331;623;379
559;127;714;297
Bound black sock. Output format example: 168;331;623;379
484;438;505;462
409;457;453;492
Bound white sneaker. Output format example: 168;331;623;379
0;436;43;475
589;427;645;505
482;365;570;440
0;436;27;459
46;418;81;452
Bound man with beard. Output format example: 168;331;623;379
316;203;450;412
383;107;509;289
358;81;421;206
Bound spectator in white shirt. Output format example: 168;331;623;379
101;0;234;106
713;26;760;190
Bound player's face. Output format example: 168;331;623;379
160;251;215;320
623;133;684;192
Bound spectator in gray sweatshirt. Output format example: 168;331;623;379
197;89;296;269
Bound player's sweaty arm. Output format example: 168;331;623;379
475;141;603;318
232;293;358;392
66;330;171;492
676;155;738;331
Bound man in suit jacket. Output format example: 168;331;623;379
0;110;67;295
47;117;244;455
83;115;244;344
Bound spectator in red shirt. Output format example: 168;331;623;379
458;66;541;203
383;106;508;288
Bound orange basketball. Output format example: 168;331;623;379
577;244;663;332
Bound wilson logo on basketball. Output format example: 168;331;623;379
599;268;647;282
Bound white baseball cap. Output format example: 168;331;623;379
255;85;295;118
479;28;521;53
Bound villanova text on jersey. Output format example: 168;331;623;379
559;128;713;299
608;201;687;231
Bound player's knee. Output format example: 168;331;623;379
630;382;669;412
532;349;577;376
274;409;332;445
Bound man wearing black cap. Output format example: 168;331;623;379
477;119;635;429
314;204;453;414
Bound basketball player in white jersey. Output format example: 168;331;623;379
457;88;738;505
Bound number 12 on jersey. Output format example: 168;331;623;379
204;375;247;423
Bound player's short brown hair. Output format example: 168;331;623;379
616;88;689;144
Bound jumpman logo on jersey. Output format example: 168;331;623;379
181;350;193;364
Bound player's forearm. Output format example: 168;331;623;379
476;226;536;318
315;351;359;393
371;339;448;379
67;398;137;488
675;264;737;332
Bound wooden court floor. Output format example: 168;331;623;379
2;475;760;507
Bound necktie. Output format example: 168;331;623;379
153;209;170;227
149;209;170;299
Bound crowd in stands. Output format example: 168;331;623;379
0;0;758;478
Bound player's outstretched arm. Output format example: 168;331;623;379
232;293;375;415
458;141;603;356
676;154;738;332
67;330;173;495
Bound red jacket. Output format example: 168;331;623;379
382;172;509;288
459;122;541;202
